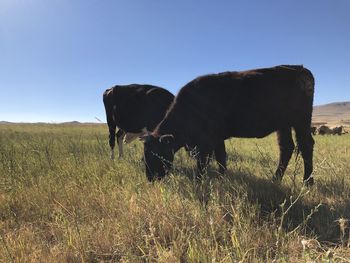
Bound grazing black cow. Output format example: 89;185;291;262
142;65;315;185
317;125;332;135
103;84;174;159
332;126;343;135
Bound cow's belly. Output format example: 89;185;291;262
230;126;277;138
226;113;288;139
115;118;146;133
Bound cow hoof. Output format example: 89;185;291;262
272;175;282;183
110;150;115;160
218;167;226;175
304;177;314;187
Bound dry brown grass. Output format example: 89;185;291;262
0;124;350;262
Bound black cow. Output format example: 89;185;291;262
103;84;174;159
142;65;315;185
317;125;332;135
332;126;343;135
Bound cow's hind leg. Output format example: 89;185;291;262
273;127;295;182
116;129;125;159
294;126;315;186
108;127;116;160
214;141;227;175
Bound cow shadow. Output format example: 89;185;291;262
134;148;349;243
167;166;349;243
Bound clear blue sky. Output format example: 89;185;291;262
1;0;349;122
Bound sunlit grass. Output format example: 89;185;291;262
0;124;349;262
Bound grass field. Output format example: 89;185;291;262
0;124;350;262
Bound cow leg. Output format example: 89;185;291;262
108;127;116;160
196;147;213;179
116;129;125;159
145;163;155;182
273;127;295;182
214;141;227;174
294;126;315;186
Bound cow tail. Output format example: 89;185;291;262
294;144;300;162
103;89;116;150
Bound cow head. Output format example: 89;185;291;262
141;134;175;181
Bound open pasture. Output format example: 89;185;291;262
0;124;349;262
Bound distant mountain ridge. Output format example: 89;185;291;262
313;101;350;126
1;101;350;126
0;121;13;124
0;121;103;125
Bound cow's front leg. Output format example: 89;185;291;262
196;147;213;179
214;141;227;175
109;127;116;160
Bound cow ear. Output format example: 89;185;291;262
159;134;174;145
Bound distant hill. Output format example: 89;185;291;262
0;121;104;125
1;102;350;127
61;121;82;125
0;121;13;124
312;101;350;126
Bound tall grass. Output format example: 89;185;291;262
0;124;349;262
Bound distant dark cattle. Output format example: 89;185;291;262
103;84;174;159
142;65;315;185
332;126;343;135
317;125;332;135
